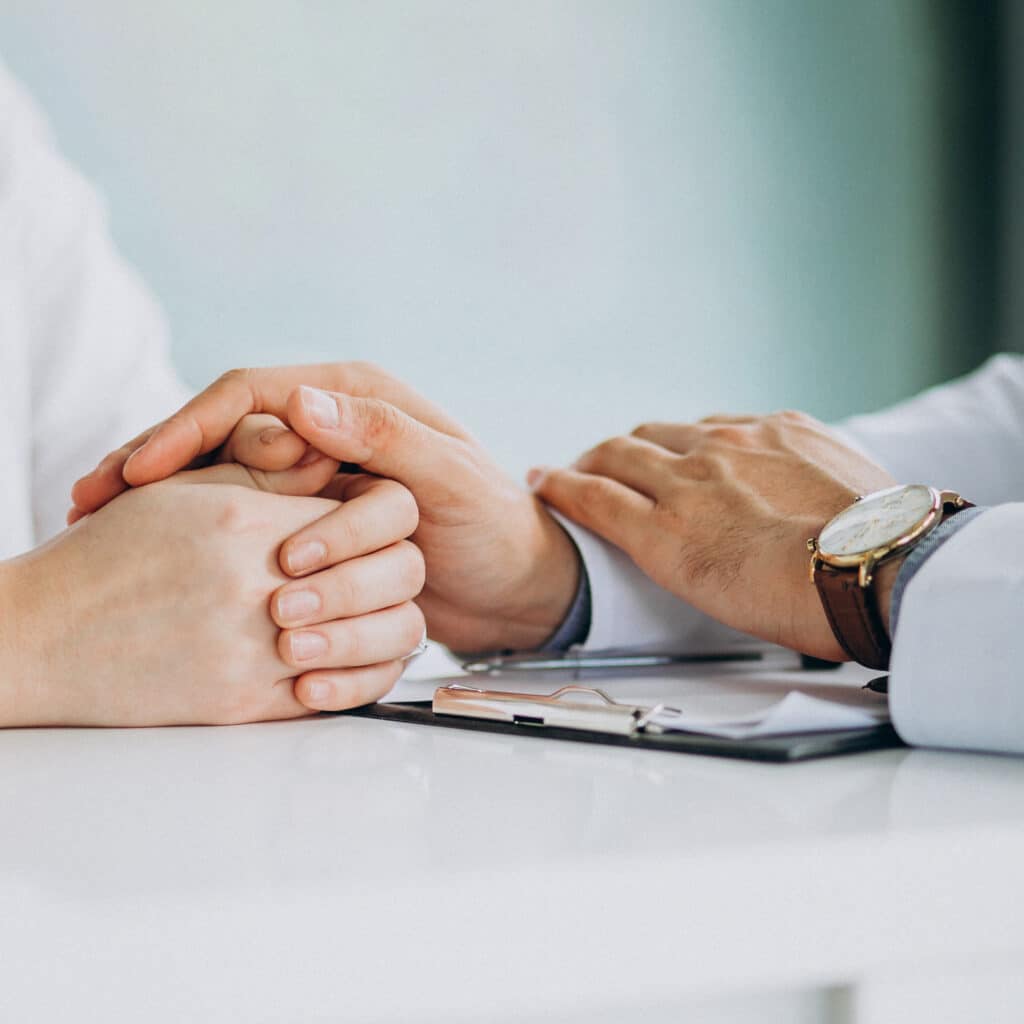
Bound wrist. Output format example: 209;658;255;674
0;558;34;725
0;554;66;727
479;502;581;652
0;560;18;674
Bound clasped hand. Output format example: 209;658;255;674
5;458;424;727
71;364;583;670
70;365;899;692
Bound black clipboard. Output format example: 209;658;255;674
342;699;903;764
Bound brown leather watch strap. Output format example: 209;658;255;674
814;562;892;669
812;497;975;671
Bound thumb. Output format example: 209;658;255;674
286;386;468;503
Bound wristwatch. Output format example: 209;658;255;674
807;484;973;670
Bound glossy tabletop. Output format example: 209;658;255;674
2;651;1023;1023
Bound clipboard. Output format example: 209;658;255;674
342;680;903;764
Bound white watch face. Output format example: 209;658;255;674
818;484;936;558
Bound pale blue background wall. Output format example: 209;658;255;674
2;1;993;475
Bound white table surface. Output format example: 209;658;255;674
2;650;1023;1023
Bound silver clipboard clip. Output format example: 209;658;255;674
433;683;681;737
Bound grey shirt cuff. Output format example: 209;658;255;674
889;506;988;637
542;556;592;651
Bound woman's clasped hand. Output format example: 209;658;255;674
0;460;425;727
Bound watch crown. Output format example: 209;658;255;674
806;538;817;552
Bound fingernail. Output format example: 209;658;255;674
296;446;324;467
276;589;322;623
289;631;328;661
305;681;331;705
526;468;546;490
299;386;340;429
259;426;289;445
285;540;328;574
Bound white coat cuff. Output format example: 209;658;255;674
889;505;1024;754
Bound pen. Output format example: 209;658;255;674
461;650;763;674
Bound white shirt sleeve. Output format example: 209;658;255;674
3;66;191;542
838;355;1024;753
838;353;1024;504
889;505;1024;754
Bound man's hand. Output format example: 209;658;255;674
530;412;896;661
69;364;580;655
0;462;425;727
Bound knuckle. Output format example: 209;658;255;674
362;399;402;446
332;361;392;397
332;509;363;555
776;409;810;424
397;541;427;595
631;422;661;440
330;623;359;664
326;361;359;393
706;425;749;447
219;367;253;389
576;474;614;508
395;484;420;535
213;494;250;534
678;452;722;480
324;572;358;615
399;602;427;648
584;435;629;468
604;435;633;456
375;479;419;536
347;359;388;380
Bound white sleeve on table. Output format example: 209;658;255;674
888;505;1024;755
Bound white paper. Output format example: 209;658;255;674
389;648;890;739
649;690;888;739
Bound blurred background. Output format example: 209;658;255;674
2;0;1011;476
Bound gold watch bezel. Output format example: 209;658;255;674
806;485;962;588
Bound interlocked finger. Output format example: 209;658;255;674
278;601;426;671
272;541;426;628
